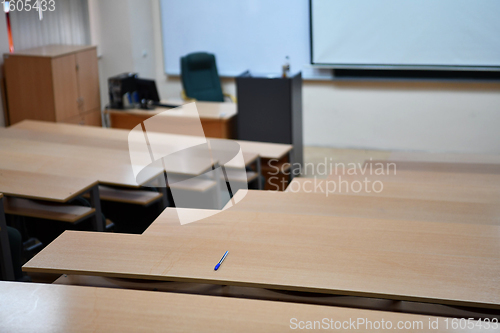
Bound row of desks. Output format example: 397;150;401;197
0;120;292;201
2;281;470;332
24;197;500;309
4;131;500;330
22;162;500;311
0;120;292;279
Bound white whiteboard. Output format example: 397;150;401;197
160;0;328;79
311;0;500;69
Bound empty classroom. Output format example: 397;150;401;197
0;1;499;332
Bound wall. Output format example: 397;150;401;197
88;0;156;112
97;0;500;153
0;13;12;127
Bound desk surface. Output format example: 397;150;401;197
11;120;293;160
225;190;500;226
388;151;500;165
0;169;97;202
24;207;500;309
0;138;160;188
287;177;500;204
106;100;237;120
327;168;500;188
1;281;472;333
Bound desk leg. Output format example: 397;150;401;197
256;156;263;190
288;150;294;183
0;197;15;280
160;173;170;208
88;186;104;232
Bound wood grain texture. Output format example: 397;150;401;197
23;208;500;309
108;109;235;139
225;190;500;226
59;110;102;127
106;101;236;138
287;177;500;204
0;169;97;202
388;151;500;165
3;56;56;125
75;49;101;113
327;168;500;188
11;120;293;159
3;45;100;127
365;160;500;175
106;100;237;119
52;55;80;121
4;44;96;57
0;136;163;188
85;186;163;206
54;274;498;320
4;197;95;222
1;281;478;333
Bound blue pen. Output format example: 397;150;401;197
214;251;229;271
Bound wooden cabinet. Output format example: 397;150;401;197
3;45;101;126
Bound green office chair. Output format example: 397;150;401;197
180;52;236;103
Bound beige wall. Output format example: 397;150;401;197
94;0;500;153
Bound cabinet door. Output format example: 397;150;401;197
4;56;56;125
52;55;80;121
76;49;101;113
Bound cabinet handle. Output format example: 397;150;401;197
76;64;79;71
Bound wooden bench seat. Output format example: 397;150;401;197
4;197;95;223
84;186;163;206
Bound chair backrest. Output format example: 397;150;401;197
180;52;224;102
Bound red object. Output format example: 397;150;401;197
5;4;14;53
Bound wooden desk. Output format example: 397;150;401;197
0;136;163;188
287;177;500;204
105;100;237;139
0;167;103;230
10;120;293;190
11;120;293;161
365;160;500;175
54;274;499;320
327;168;500;188
225;190;500;226
388;151;500;164
0;194;14;280
0;169;97;203
24;208;500;309
1;281;473;333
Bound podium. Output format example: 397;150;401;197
236;72;303;172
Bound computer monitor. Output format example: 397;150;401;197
136;78;160;104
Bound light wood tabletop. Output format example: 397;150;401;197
23;207;500;309
365;160;500;175
11;120;293;160
224;190;500;226
0;145;158;188
4;44;96;58
388;151;500;164
54;274;499;320
105;100;238;120
0;169;97;202
287;177;500;204
327;168;500;188
1;281;481;333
